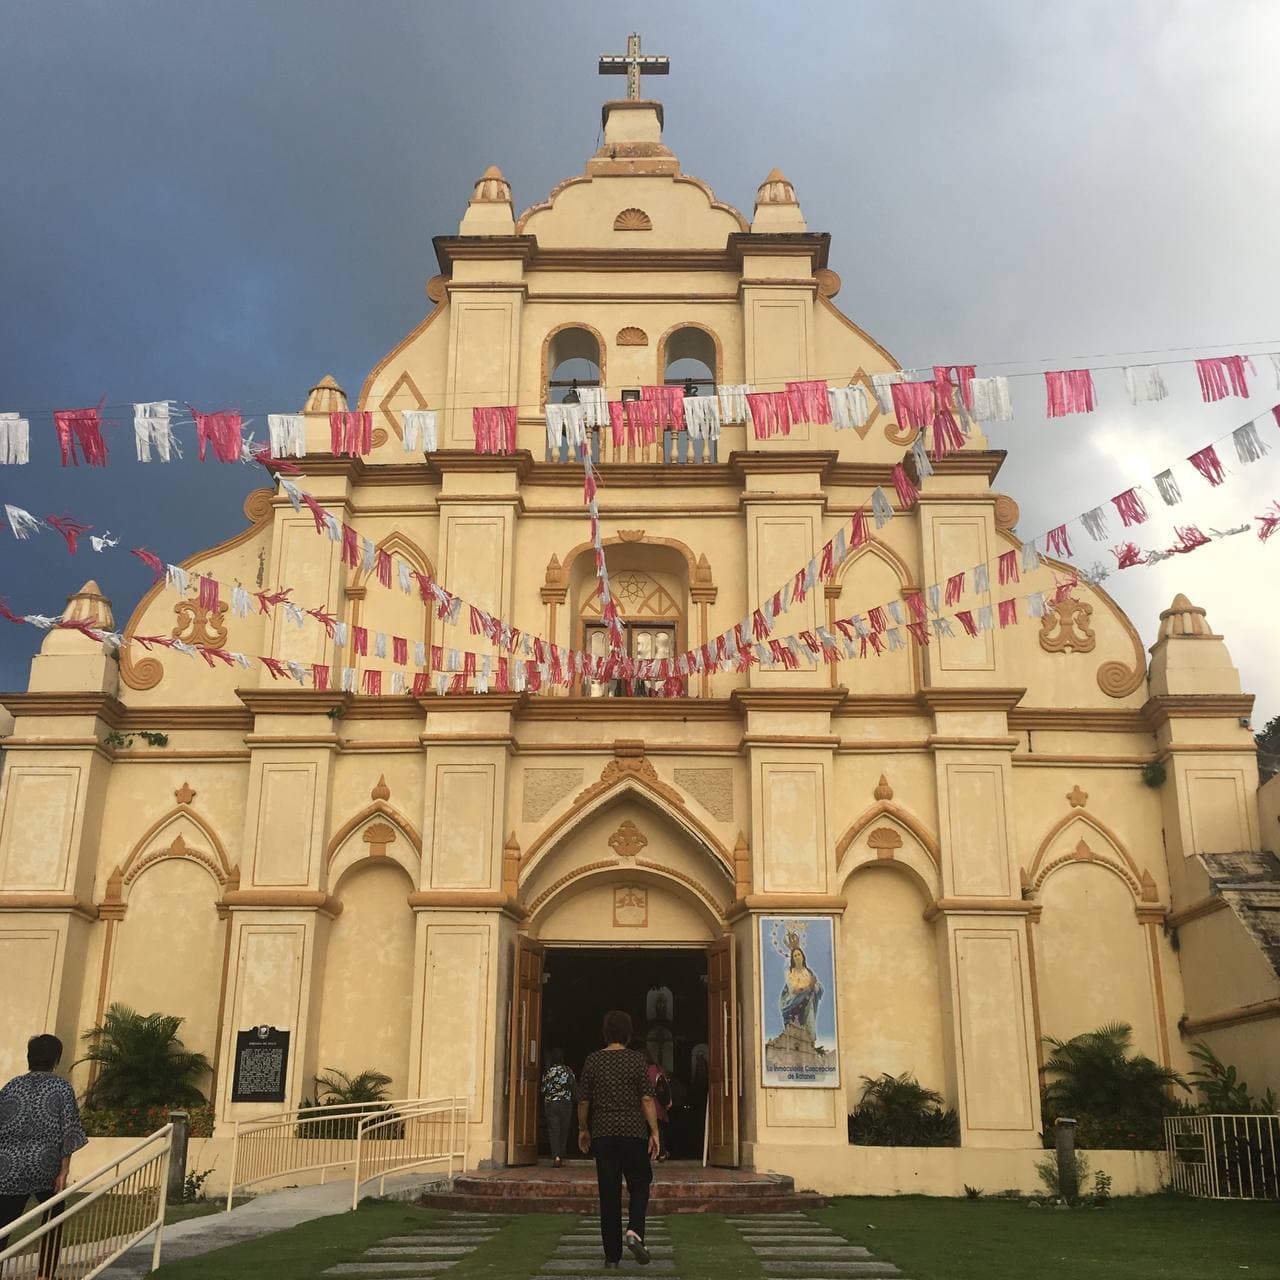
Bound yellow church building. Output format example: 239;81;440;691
1;56;1275;1195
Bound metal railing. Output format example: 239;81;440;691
225;1096;469;1211
352;1097;469;1209
0;1124;171;1280
1165;1114;1280;1199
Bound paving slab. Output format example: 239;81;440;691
324;1264;453;1276
377;1234;496;1246
556;1244;675;1257
758;1264;899;1277
753;1247;874;1258
365;1245;480;1256
541;1260;676;1274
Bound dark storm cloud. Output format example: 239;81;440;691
1;1;1277;716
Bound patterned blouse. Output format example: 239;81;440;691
0;1072;88;1195
576;1048;654;1139
541;1064;576;1105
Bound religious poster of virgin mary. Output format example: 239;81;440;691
759;916;840;1088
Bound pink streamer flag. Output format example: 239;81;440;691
890;381;937;431
472;406;517;455
746;391;792;440
330;411;373;458
1044;370;1096;418
1111;487;1149;527
640;385;686;432
192;410;243;463
1188;444;1226;486
785;380;832;426
1195;356;1251;403
53;408;109;467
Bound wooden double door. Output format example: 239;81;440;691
506;935;738;1166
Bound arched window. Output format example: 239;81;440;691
660;326;719;464
545;326;605;462
546;326;603;405
661;326;717;396
573;542;690;698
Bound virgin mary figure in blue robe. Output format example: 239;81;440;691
778;945;823;1039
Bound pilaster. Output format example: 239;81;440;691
739;453;831;690
410;696;522;1162
0;602;119;1081
214;691;342;1122
733;687;847;1154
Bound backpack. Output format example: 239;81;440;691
653;1070;671;1109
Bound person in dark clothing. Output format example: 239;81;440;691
540;1047;577;1168
576;1010;659;1269
0;1034;88;1278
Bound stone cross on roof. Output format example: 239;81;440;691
598;32;669;100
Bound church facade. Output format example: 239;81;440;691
1;82;1275;1193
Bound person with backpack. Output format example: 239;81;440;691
645;1050;671;1161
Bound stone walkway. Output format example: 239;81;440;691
548;1216;674;1278
728;1212;902;1278
322;1212;506;1277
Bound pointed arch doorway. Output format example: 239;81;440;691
505;798;739;1169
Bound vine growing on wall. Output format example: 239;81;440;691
103;730;169;748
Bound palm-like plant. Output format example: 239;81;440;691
79;1004;211;1109
1041;1022;1187;1148
312;1068;393;1106
848;1072;960;1147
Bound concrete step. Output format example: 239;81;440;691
421;1190;824;1214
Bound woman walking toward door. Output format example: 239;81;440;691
577;1010;659;1269
541;1048;576;1169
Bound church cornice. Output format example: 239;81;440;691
432;232;829;277
1141;692;1255;730
1;691;126;725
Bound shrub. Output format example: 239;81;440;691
848;1072;960;1147
1187;1042;1278;1115
82;1103;215;1137
297;1068;398;1141
1040;1023;1187;1150
78;1005;211;1110
1035;1151;1091;1202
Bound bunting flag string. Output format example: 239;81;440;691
6;486;1267;699
7;337;1280;469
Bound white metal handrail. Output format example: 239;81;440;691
225;1096;468;1212
351;1097;469;1209
1165;1113;1280;1200
0;1124;172;1280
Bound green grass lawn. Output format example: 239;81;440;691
152;1202;571;1279
136;1196;1280;1280
816;1196;1280;1280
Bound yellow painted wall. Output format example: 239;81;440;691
314;862;416;1097
840;866;946;1109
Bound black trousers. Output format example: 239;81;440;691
0;1188;62;1277
591;1135;651;1263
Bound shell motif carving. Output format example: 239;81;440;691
613;208;653;232
616;326;648;347
993;495;1020;531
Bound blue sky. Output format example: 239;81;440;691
2;0;1277;721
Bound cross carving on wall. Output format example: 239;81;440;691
599;32;669;100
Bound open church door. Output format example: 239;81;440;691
706;933;739;1166
506;934;545;1166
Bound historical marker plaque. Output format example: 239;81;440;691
231;1025;290;1103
